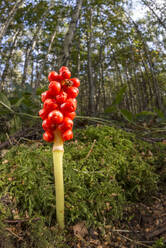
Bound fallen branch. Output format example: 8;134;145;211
0;127;42;150
5;227;23;241
118;232;151;248
4;218;40;224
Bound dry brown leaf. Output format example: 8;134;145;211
2;159;9;164
73;221;88;239
148;150;153;156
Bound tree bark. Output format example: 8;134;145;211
0;0;23;43
87;11;95;115
21;7;50;86
1;29;20;89
126;14;163;110
34;29;57;91
57;0;83;67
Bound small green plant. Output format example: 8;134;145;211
152;237;166;248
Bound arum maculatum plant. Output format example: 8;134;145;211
39;66;80;229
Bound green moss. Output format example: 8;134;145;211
0;125;165;247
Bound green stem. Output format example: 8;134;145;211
52;129;64;229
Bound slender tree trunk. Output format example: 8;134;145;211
0;0;23;43
130;44;143;112
31;60;34;88
87;12;95;115
22;44;30;86
99;45;106;111
21;7;53;86
1;29;20;89
125;69;134;113
21;24;43;86
57;0;83;67
34;29;57;91
127;15;163;110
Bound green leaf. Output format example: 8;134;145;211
104;105;117;114
36;86;48;95
135;111;156;117
14;97;25;107
120;109;134;122
154;108;165;119
112;85;127;106
0;92;11;108
104;85;127;114
0;93;14;113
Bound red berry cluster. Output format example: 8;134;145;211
39;66;80;142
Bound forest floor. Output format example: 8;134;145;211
71;191;166;248
0;122;166;248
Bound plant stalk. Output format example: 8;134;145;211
52;129;64;229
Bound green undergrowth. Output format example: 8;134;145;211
0;125;165;247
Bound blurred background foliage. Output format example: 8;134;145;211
0;0;166;140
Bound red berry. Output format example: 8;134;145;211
43;131;54;142
41;91;48;102
43;98;58;112
55;74;64;82
62;84;68;92
60;70;71;79
48;110;63;124
48;71;58;82
60;98;77;113
70;78;80;87
39;108;48;120
56;91;67;104
59;66;69;73
62;129;73;141
64;111;76;120
48;71;63;82
58;117;73;132
49;81;61;95
67;86;79;98
63;117;73;129
42;119;56;131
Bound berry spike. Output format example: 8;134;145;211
39;66;80;230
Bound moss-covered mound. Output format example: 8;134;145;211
0;125;165;247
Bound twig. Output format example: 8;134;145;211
6;133;13;145
113;229;140;233
4;217;40;224
5;227;23;240
118;232;151;248
85;139;96;159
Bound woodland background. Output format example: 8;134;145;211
0;0;166;141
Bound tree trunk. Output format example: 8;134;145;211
21;7;53;86
57;0;83;67
1;29;20;89
34;29;57;91
87;12;95;115
127;15;163;110
0;0;23;43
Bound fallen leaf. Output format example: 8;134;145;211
73;221;88;239
2;160;8;164
148;150;153;156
